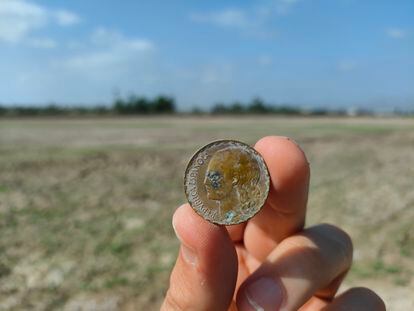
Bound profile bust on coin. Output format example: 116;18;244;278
184;140;270;225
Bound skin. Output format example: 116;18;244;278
162;136;386;311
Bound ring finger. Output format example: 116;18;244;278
236;223;353;311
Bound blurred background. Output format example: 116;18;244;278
0;0;413;310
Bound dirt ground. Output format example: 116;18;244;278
0;117;413;310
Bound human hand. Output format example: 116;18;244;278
162;136;385;310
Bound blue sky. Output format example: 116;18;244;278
0;0;413;110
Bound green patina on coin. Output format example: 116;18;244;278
184;140;270;225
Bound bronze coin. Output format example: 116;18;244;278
184;140;270;225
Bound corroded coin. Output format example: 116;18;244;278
184;140;270;225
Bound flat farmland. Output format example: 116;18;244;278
0;117;413;310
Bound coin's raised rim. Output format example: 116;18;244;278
183;139;270;225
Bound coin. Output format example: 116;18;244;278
184;140;270;225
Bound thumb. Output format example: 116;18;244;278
161;204;238;311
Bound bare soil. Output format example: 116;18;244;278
0;117;413;310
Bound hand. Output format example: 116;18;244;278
162;136;385;311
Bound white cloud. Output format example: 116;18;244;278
54;10;80;26
199;64;233;85
274;0;301;15
27;37;57;48
91;27;123;45
66;40;83;49
338;60;357;72
0;0;47;42
190;9;249;29
63;51;121;69
255;0;300;19
190;0;301;38
385;27;406;39
3;28;157;104
90;27;153;51
190;8;271;38
0;0;79;44
58;28;154;73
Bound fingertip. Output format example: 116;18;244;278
254;136;310;190
173;203;237;263
226;223;246;242
172;204;225;248
172;203;189;241
326;287;386;311
164;203;238;310
236;276;284;311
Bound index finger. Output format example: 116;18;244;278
243;136;310;261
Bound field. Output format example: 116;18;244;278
0;117;413;310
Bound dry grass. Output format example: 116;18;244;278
0;117;413;310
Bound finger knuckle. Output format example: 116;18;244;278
278;236;324;277
319;223;353;265
256;136;310;177
162;290;188;311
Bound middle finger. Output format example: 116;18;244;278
241;136;311;261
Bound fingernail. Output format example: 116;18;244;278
180;245;197;266
242;277;283;311
285;136;302;149
172;214;198;266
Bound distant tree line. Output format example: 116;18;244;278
211;98;303;115
0;95;413;117
0;94;176;117
206;98;380;116
113;95;175;114
0;104;110;117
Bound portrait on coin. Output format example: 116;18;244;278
203;147;262;220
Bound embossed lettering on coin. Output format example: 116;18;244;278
184;140;270;225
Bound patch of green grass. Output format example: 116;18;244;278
373;260;402;274
394;276;410;286
94;233;134;261
351;263;374;278
0;185;8;193
397;225;414;257
0;262;11;278
352;260;403;279
109;241;132;258
105;276;130;289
